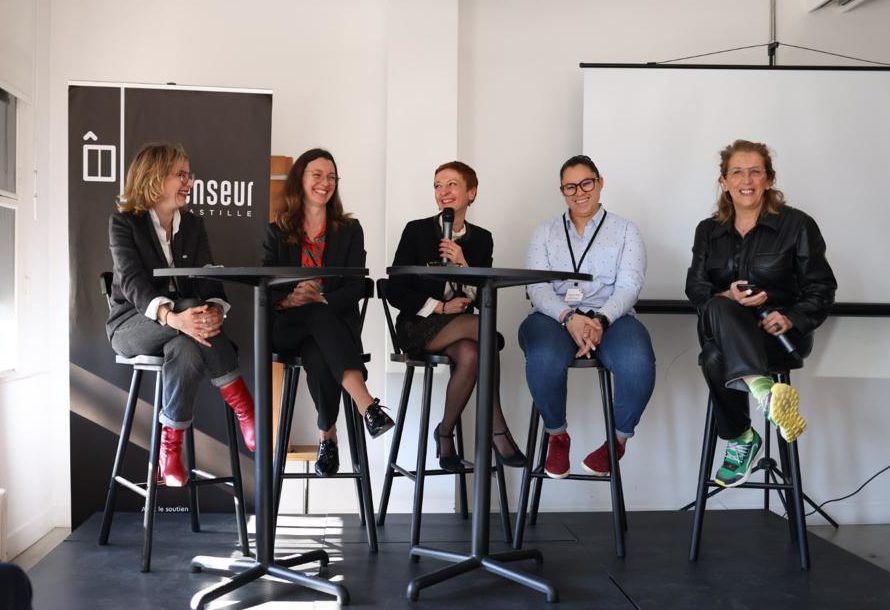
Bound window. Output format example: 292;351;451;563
0;86;17;372
0;88;15;193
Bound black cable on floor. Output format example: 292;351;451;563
805;463;890;518
608;573;643;610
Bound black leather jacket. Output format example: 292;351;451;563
685;205;837;335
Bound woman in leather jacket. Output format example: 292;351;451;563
685;139;836;488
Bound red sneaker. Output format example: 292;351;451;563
544;432;571;479
581;440;625;476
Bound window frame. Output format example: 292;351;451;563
0;84;19;375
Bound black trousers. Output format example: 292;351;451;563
698;297;812;440
272;303;366;432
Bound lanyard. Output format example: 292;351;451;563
563;209;607;274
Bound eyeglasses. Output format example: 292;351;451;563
172;171;196;184
305;170;340;184
559;177;599;196
725;167;766;181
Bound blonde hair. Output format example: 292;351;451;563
116;143;189;215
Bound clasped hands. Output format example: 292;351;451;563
726;280;793;337
167;303;224;347
275;280;325;311
565;313;605;358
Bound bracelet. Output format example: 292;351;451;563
561;310;576;328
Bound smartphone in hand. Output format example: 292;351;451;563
737;283;764;295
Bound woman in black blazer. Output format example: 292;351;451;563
107;143;255;487
387;161;525;472
262;148;393;476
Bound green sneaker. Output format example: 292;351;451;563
714;429;763;488
760;383;806;443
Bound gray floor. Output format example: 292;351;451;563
23;522;887;577
21;510;890;610
810;522;890;571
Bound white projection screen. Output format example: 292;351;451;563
582;64;890;304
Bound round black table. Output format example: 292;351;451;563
387;266;591;602
155;266;367;608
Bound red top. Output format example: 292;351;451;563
301;224;326;268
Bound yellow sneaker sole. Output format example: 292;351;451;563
769;383;806;442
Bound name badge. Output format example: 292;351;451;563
564;287;583;304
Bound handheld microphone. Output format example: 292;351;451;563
441;207;454;264
758;309;797;356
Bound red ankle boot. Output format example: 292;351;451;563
159;426;188;487
220;377;256;451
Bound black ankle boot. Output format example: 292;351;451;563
434;423;465;472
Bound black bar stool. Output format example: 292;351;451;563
513;356;628;557
271;278;378;552
97;272;249;572
374;278;512;550
686;364;837;570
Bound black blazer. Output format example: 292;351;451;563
685;205;837;335
106;209;226;338
261;219;366;337
387;215;493;324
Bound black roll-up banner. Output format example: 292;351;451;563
68;84;271;527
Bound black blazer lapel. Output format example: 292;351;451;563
321;223;345;293
141;212;167;266
173;212;199;270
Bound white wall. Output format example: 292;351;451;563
3;0;890;555
456;0;890;522
0;0;58;559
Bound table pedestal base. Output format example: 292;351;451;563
189;551;349;608
407;545;557;602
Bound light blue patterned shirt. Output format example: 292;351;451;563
526;206;646;324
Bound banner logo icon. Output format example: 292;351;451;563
82;131;116;183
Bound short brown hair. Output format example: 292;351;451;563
116;143;188;215
435;161;478;199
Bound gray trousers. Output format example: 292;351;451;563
110;314;240;428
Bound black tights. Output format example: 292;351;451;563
425;314;514;458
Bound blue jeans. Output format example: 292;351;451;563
110;313;240;429
518;312;655;437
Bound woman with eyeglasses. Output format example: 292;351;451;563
107;142;256;487
686;139;836;488
386;161;525;472
518;154;655;480
262;148;394;477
